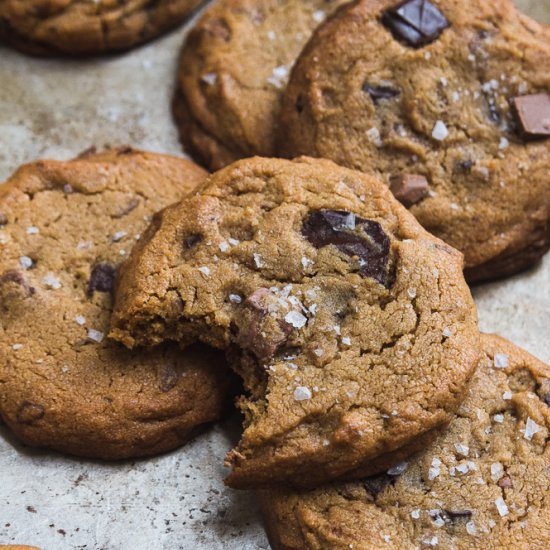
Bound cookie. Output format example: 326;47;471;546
110;156;480;488
0;147;236;460
174;0;349;170
0;0;203;56
279;0;550;282
260;333;550;550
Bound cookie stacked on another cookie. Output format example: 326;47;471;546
174;0;350;170
0;148;236;460
110;156;481;488
260;334;550;550
0;0;204;55
278;0;550;282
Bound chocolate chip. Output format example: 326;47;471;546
158;363;179;393
88;263;116;295
0;212;7;226
236;288;293;361
363;83;400;103
444;510;472;522
390;174;429;207
498;476;514;489
383;0;450;48
512;93;550;138
16;401;45;425
302;210;393;286
0;269;35;296
184;234;202;249
363;473;394;497
112;197;140;218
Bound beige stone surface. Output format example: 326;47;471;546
0;1;549;549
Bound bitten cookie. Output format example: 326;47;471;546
173;0;349;170
260;333;550;550
279;0;550;282
110;156;480;488
0;148;235;460
0;0;203;56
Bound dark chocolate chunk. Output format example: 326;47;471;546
184;234;202;249
444;510;473;522
383;0;450;48
512;93;550;138
236;288;293;361
363;473;394;497
17;401;45;425
390;174;429;207
302;210;393;286
363;83;400;103
88;263;116;294
0;269;35;296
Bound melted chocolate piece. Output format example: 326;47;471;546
302;210;393;286
383;0;450;48
363;83;400;103
512;94;550;138
184;234;202;249
363;473;394;497
444;510;473;522
88;263;116;294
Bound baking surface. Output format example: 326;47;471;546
0;1;549;548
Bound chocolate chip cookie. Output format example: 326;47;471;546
110;156;480;488
0;148;235;460
260;333;550;550
173;0;349;170
0;0;203;56
279;0;550;282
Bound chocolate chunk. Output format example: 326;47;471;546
236;288;293;361
363;83;400;103
302;210;393;286
498;475;514;489
88;263;116;294
0;212;7;226
390;174;429;207
512;94;550;138
363;473;394;497
158;363;179;393
0;269;35;296
112;197;140;218
444;510;472;522
383;0;450;48
184;234;202;249
543;394;550;406
17;401;45;425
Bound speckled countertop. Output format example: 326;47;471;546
0;1;549;549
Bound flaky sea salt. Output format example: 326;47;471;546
253;253;264;268
387;462;408;476
499;137;509;150
523;417;541;441
74;315;86;326
87;329;104;343
366;127;382;146
428;457;441;480
201;72;217;86
341;337;351;346
493;353;509;368
313;348;323;357
26;226;39;235
495;497;509;517
19;256;33;269
432;120;449;141
442;327;453;338
491;462;504;482
454;443;469;456
312;9;326;23
198;266;210;276
294;386;312;401
267;65;290;89
42;272;61;289
502;391;513;400
411;509;420;519
466;521;477;535
285;310;307;328
407;287;417;299
228;237;240;246
493;414;504;423
228;294;242;304
112;230;127;242
219;242;229;253
12;344;23;350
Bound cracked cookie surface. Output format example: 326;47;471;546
0;148;235;460
0;0;203;55
260;333;550;550
279;0;550;282
174;0;349;170
110;156;480;488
